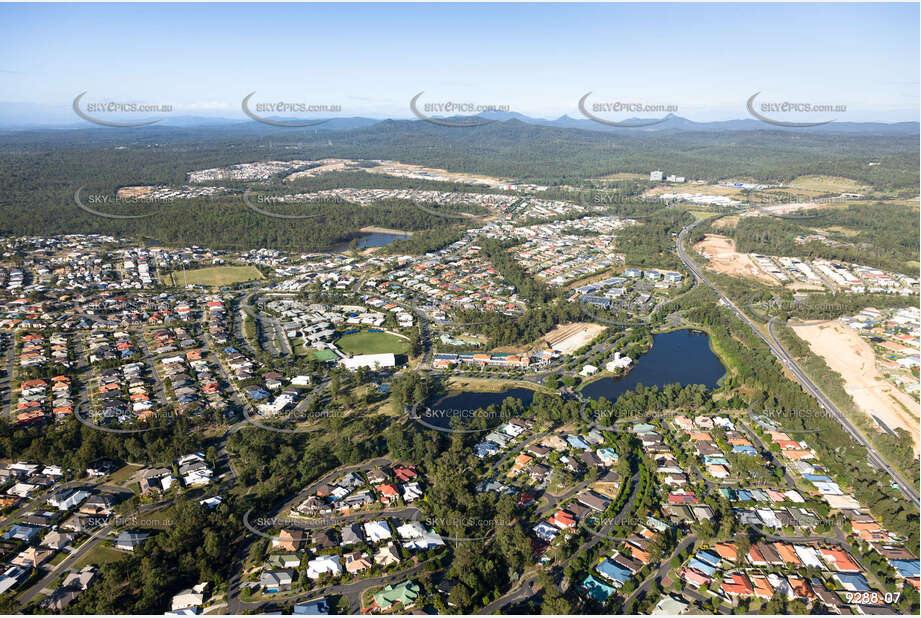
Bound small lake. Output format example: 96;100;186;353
331;232;408;252
580;329;725;401
424;387;536;430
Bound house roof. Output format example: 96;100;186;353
373;580;419;610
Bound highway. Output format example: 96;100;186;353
676;220;919;507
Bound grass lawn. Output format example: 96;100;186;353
171;265;263;287
72;544;127;569
336;331;409;355
137;503;179;526
309;348;337;361
788;175;868;193
47;551;69;567
446;376;551;394
107;463;143;485
818;225;860;238
593;172;647;181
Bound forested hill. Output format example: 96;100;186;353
0;119;917;249
2;118;918;188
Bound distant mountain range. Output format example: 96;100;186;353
475;111;920;135
0;101;916;135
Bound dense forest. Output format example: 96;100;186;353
0;121;917;250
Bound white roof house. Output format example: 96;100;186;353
579;364;598;377
756;508;782;529
396;521;427;540
305;555;342;580
401;482;423;502
115;531;150;552
363;520;392;543
793;545;823;569
48;488;91;511
171;589;205;611
403;531;445;551
340;353;396;371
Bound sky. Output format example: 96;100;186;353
0;2;918;125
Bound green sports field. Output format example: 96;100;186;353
336;331;409;355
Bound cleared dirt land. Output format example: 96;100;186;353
367;162;508;187
711;216;740;230
645;183;744;198
284;158;359;181
791;321;920;455
694;234;778;286
540;322;607;355
748;200;840;217
116;185;156;198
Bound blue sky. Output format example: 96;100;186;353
0;2;918;124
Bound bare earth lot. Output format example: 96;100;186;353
694;234;778;286
541;322;607;355
791;321;920;455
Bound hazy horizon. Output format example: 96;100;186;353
1;2;918;127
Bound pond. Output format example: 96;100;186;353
423;387;536;430
330;232;408;252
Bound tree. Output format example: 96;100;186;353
537;573;572;614
448;582;473;612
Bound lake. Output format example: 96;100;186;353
580;329;725;401
419;330;725;429
331;232;408;252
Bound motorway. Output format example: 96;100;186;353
676;220;919;507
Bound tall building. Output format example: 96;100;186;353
650;170;663;181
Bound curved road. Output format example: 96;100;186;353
676;220;919;507
476;471;642;614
